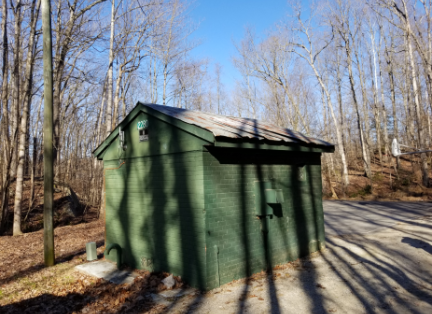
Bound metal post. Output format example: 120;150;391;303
42;0;54;266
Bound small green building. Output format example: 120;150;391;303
94;102;334;290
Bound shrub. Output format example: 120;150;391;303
349;184;372;198
372;172;383;182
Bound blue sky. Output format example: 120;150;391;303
189;0;289;91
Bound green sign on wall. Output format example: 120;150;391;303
137;120;148;130
138;120;149;142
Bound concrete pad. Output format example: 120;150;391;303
75;261;137;285
158;288;196;298
150;294;172;306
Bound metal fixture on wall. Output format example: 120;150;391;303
119;127;127;151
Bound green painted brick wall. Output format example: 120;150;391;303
101;111;326;290
103;148;325;290
104;151;207;289
203;149;325;290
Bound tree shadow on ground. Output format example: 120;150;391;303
402;237;432;255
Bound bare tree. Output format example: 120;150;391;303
0;0;10;233
289;5;350;188
13;0;41;236
105;0;116;138
327;0;373;178
376;0;430;186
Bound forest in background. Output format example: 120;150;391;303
1;0;432;236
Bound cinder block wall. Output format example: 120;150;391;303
104;147;324;291
203;149;325;290
104;151;207;289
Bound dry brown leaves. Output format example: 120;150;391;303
0;220;184;314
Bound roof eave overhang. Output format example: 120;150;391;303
214;138;335;153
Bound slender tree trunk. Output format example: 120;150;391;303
28;137;37;211
309;64;349;187
341;31;372;178
377;27;390;164
112;65;123;128
13;0;40;235
403;5;430;186
11;0;23;235
42;0;55;266
0;0;10;233
353;46;373;158
105;0;115;137
371;75;383;165
335;46;346;153
321;87;338;198
101;0;116;218
10;0;23;181
370;46;383;166
402;35;416;146
385;33;401;169
162;1;177;106
152;53;158;103
121;80;129;120
96;90;106;148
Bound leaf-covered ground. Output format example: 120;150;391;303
0;219;184;314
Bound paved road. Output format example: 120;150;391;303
323;200;432;235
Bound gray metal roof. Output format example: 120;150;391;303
144;103;333;147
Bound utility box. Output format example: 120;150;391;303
94;102;334;290
254;182;284;216
86;242;97;261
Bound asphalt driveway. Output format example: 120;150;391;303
159;201;432;313
323;200;432;235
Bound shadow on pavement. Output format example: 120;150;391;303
402;237;432;255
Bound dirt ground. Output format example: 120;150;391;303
0;220;173;314
323;155;432;202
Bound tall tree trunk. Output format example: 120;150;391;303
13;0;40;236
162;1;177;106
42;0;55;266
377;26;390;164
336;48;345;153
101;0;116;219
385;0;430;186
112;65;123;128
105;0;115;137
10;0;23;181
403;2;430;187
28;137;37;211
402;36;416;146
342;30;372;178
385;33;400;169
321;87;338;198
11;0;23;235
370;48;383;166
0;0;10;233
353;46;373;158
309;65;349;188
96;88;106;148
